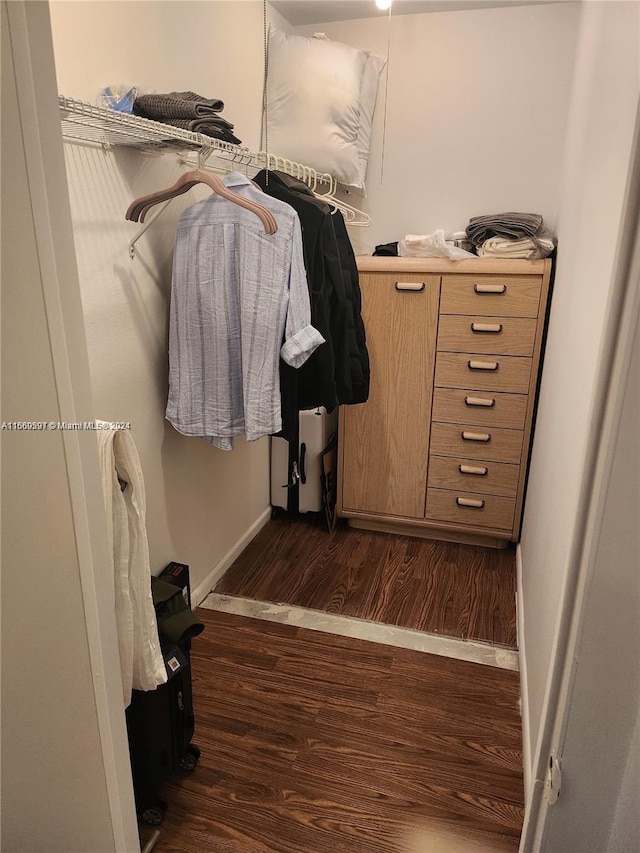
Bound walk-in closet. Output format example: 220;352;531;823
3;1;639;852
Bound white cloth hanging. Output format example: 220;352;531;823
96;422;167;707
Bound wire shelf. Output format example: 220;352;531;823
59;95;246;155
58;96;370;229
58;95;334;183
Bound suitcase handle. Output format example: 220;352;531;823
282;461;299;488
299;443;307;484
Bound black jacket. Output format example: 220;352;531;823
331;208;370;404
255;172;370;408
254;171;351;438
274;175;369;404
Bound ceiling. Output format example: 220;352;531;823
270;0;558;27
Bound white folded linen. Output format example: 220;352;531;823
477;234;555;260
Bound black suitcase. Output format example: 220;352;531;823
126;566;203;826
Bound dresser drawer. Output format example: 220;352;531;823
437;315;537;356
428;455;520;497
432;387;528;430
435;352;532;394
426;488;515;531
440;276;542;318
430;421;524;464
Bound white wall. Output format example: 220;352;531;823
296;2;580;255
51;0;289;149
607;704;640;853
539;284;640;852
49;1;289;600
518;0;640;786
1;2;136;849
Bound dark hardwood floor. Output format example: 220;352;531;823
215;516;517;648
144;609;523;853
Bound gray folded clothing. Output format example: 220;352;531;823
133;91;225;121
171;91;225;113
169;113;235;131
163;118;242;146
466;212;544;246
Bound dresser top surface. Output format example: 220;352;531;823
356;256;551;275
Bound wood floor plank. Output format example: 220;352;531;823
160;776;397;853
315;703;523;776
147;610;523;853
157;781;378;853
294;731;523;807
215;522;294;597
194;649;381;709
360;538;413;624
380;544;420;627
214;517;517;647
286;531;364;611
467;558;517;646
377;694;523;750
190;640;280;674
161;722;520;852
323;560;360;614
274;650;393;691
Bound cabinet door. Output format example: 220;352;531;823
341;273;440;518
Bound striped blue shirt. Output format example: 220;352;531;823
166;172;324;450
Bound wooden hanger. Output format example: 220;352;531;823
125;168;278;234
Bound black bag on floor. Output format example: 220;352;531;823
125;571;204;826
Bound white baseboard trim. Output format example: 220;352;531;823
191;506;272;608
516;543;533;805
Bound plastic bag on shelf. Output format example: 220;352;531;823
97;86;137;114
399;230;476;260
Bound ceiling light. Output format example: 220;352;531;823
375;0;392;10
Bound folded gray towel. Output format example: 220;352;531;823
466;212;544;246
133;91;225;121
162;118;242;146
170;91;225;115
168;114;235;132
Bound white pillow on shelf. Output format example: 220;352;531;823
265;29;385;189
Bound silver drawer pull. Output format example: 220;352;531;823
468;359;499;371
465;395;496;408
459;464;488;476
474;283;506;294
471;322;503;333
395;281;425;292
456;497;485;509
461;430;491;442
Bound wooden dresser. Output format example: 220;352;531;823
338;256;552;547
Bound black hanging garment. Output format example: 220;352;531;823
331;207;370;404
254;170;369;516
254;170;347;433
255;171;370;408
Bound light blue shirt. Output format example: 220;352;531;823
166;172;324;450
